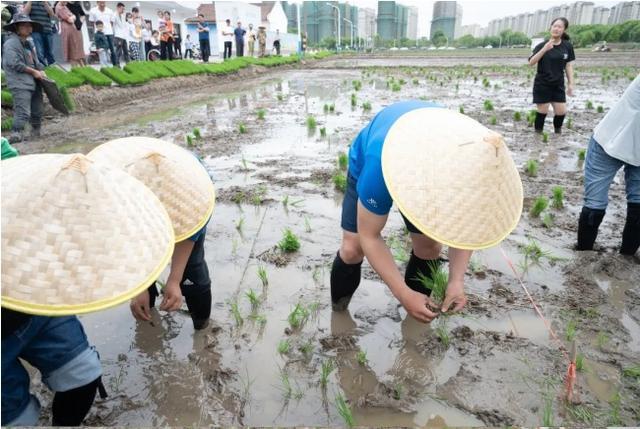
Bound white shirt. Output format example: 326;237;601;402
112;12;129;39
142;28;151;43
88;6;114;35
593;74;640;166
222;25;233;42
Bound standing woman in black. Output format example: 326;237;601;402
528;17;575;134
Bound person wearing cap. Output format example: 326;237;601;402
1;13;46;143
330;101;523;323
88;137;216;331
576;74;640;256
1;153;175;426
257;25;267;57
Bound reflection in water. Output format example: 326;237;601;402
239;94;248;108
227;98;237;110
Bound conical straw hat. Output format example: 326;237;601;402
1;154;174;316
89;137;215;242
381;108;523;250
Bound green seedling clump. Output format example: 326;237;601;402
333;172;347;192
362;101;372;111
245;288;260;309
519;238;562;273
278;228;300;253
415;261;448;306
351;93;357;106
551;186;564;209
597;105;604;113
578;148;586;161
256;108;266;120
335;394;355;428
525;159;539;177
586;100;594;109
542;131;549;143
338;152;348;171
542;213;554;228
622;365;640;379
287;303;310;329
320;127;327;137
459;106;465;114
323;103;329;113
567;117;573;129
306;115;316;130
352;80;362;91
391;83;401;92
483;100;494;111
530;196;549;217
575;353;584;371
329;103;335;112
277;93;283;101
513;111;522;121
230;300;243;326
566;319;577;341
356;350;368;366
435;321;451;347
412;78;419;85
257;265;268;287
527;109;537;126
192;127;201;139
185;134;194;147
238;122;247;134
278;339;291;354
490;115;497;125
320;359;335;388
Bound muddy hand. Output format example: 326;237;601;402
159;281;183;312
130;291;152;322
399;287;439;323
441;280;467;314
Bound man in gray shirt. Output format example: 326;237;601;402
1;14;47;143
577;75;640;255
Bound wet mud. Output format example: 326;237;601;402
20;54;640;426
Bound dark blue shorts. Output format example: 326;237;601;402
340;172;422;234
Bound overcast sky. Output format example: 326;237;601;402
186;1;623;37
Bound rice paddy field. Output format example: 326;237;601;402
22;50;640;426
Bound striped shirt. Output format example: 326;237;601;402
28;1;53;33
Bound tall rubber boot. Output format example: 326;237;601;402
553;114;565;134
534;112;547;134
576;207;606;250
404;251;444;296
620;202;640;256
52;376;106;426
330;251;362;311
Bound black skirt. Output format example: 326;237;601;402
533;82;566;103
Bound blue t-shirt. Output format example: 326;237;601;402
198;23;210;41
349;100;443;216
234;27;246;42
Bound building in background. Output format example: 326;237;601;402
300;1;360;46
406;5;418;40
282;1;298;33
358;7;377;46
609;1;640;23
461;23;484;38
592;6;611;23
377;1;410;41
430;1;462;41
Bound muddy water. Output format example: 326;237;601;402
30;60;640;426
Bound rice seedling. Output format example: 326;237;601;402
482;77;490;88
240;155;248;170
596;331;609;349
185;134;194;147
392;383;403;400
235;217;244;231
238;122;247;134
278;339;291;354
567;118;573;129
351;93;357;106
248;313;267;325
319;359;335;388
435;321;451;347
362;101;372;111
230;300;243;326
278;228;300;253
586;100;594;109
329;103;335;112
256;108;266;120
541;395;554;427
575;353;584;371
622;365;640;379
192;127;201;139
335;393;355;428
356;350;368;366
306;115;317;130
551;186;564;209
303;215;312;233
483;100;494;111
398;78;406;85
490;115;497;125
513;111;522;121
257;265;268;287
527;109;537;126
287;303;310;329
525;159;539;176
459;106;465;114
277;94;283;101
299;339;314;357
577;148;586;161
338;152;348;171
278;367;303;400
415;261;448;305
530;196;548;218
519;238;562;273
320;127;327;137
542;213;554;228
412;78;419;85
391;83;401;92
566;319;577;341
333;172;347;192
352;80;362;91
597;105;604;113
323;103;329;113
245;288;260;310
542;131;549;143
567;404;594;424
608;392;622;425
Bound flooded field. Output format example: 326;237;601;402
24;54;640;426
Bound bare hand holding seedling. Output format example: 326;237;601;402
441;279;467;313
130;291;152;321
399;287;439;323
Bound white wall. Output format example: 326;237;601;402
266;1;288;33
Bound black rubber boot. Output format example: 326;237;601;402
620;202;640;256
184;288;212;330
576;207;606;250
404;251;444;296
534;112;547;133
553;114;565;134
330;251;362;311
52;376;107;426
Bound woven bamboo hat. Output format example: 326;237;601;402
1;154;174;316
89;137;215;242
381;108;523;250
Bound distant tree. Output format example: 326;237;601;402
431;30;447;47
